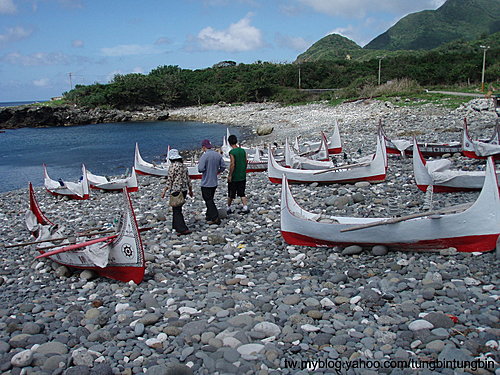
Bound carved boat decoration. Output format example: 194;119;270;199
26;183;145;283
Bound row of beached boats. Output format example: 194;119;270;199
43;124;342;198
275;119;500;254
18;118;500;284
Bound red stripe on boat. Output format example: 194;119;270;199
281;231;498;253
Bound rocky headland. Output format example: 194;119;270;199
0;98;499;375
0;105;170;129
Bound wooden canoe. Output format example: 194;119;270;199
43;164;90;200
87;167;139;192
379;122;462;157
280;157;500;252
462;118;500;159
26;184;145;283
412;137;499;192
268;135;387;184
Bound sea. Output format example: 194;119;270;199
0;109;241;193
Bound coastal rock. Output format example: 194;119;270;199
256;124;274;136
0;104;170;129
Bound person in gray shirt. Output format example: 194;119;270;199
198;139;226;224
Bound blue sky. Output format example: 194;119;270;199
0;0;446;102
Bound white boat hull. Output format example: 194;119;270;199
268;135;386;184
43;164;90;200
27;184;145;283
281;157;500;252
87;168;139;192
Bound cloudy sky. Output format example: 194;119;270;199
0;0;446;102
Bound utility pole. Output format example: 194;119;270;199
298;65;301;89
68;72;73;90
480;45;490;92
377;56;384;85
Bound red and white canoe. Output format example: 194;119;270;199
43;164;90;200
295;132;330;161
246;146;268;172
134;143;169;177
412;138;499;192
268;135;386;184
462;119;500;159
280;157;500;252
380;122;462;157
26;184;145;283
297;121;342;155
135;143;202;179
285;138;334;170
87;167;139;192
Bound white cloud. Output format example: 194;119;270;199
0;0;16;14
72;39;84;48
275;34;310;51
194;13;263;52
106;67;144;82
100;44;160;57
154;37;171;45
2;51;69;65
0;26;33;45
297;0;446;18
33;78;49;87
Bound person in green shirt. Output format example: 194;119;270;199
227;135;249;214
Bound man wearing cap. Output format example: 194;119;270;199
198;139;226;225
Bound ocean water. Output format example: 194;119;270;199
0;121;240;193
0;100;47;107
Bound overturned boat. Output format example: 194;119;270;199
280;157;500;253
26;183;146;283
43;164;90;200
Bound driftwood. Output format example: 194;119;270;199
340;203;473;233
34;226;151;254
313;161;371;175
5;229;115;248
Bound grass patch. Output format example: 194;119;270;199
379;93;472;109
28;99;67;107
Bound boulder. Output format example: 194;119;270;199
256;125;274;136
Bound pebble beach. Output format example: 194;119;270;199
0;98;499;375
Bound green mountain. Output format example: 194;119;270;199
365;0;500;50
296;0;500;63
295;34;362;63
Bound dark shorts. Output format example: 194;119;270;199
228;180;246;198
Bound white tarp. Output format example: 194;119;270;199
473;141;500;157
83;243;110;268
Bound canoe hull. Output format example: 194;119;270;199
280;157;500;253
28;185;145;283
